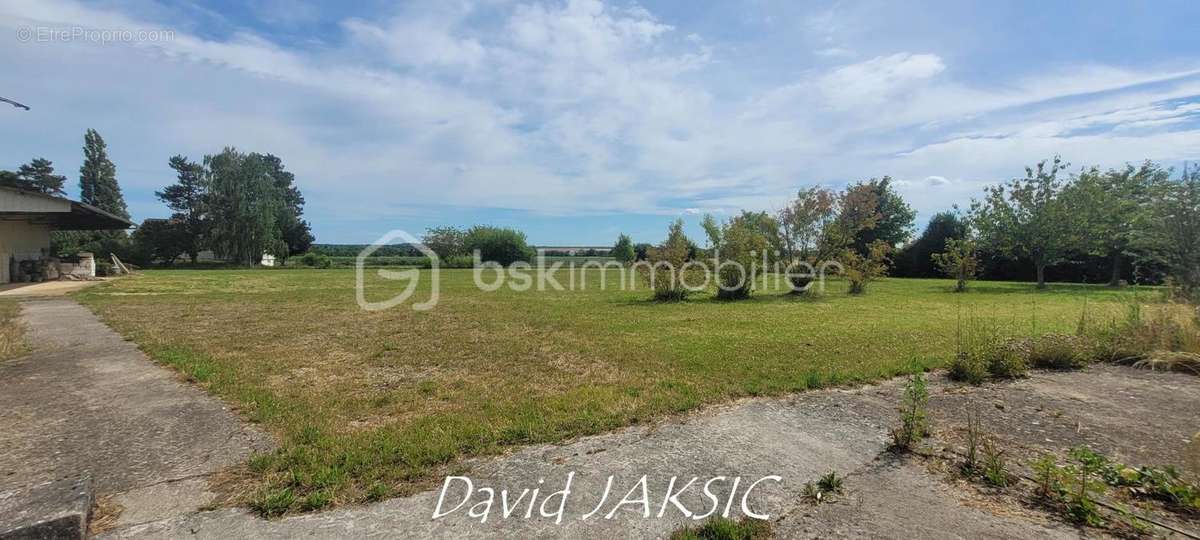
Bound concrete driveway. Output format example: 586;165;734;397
0;298;273;532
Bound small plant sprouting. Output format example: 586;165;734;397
961;408;981;476
817;470;845;494
981;439;1009;488
1066;446;1108;527
801;481;824;504
890;371;930;451
1032;453;1066;500
802;470;846;505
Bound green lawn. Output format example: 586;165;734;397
74;268;1146;514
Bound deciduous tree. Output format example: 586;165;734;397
423;226;467;259
970;157;1077;289
204;148;285;265
1067;162;1164;287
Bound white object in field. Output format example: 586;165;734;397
111;254;132;275
59;253;96;279
261;254;276;267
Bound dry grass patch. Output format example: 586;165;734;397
0;298;26;361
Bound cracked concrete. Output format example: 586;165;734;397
0;298;273;529
103;365;1200;539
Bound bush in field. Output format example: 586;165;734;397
949;351;989;384
462;226;534;266
422;226;466;259
841;241;891;295
986;340;1029;378
950;336;1028;383
932;237;980;292
611;233;636;264
1088;302;1200;372
300;252;332;268
704;212;774;300
641;219;693;302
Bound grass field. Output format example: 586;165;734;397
75;268;1147;514
0;298;24;361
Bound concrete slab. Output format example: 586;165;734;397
0;477;92;540
100;366;1200;539
0;299;273;529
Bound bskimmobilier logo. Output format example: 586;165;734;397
356;230;440;311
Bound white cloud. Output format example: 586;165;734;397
1;0;1199;240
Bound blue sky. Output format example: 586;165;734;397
2;0;1199;245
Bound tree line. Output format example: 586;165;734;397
612;157;1200;302
1;131;313;267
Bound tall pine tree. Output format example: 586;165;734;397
79;129;129;219
15;158;66;195
157;155;209;263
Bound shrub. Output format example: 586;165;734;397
611;233;636;264
961;408;981;476
891;371;929;451
841;241;891;295
932;237;980;292
950;327;1027;383
462;225;534;266
95;260;114;277
639;219;694;302
1092;303;1200;367
1025;334;1090;370
985;340;1028;379
949;352;988;385
300;252;332;269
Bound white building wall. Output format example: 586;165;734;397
0;220;52;283
0;189;71;213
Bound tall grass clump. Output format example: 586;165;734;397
669;516;772;540
0;300;25;361
1086;292;1200;375
949;310;1028;383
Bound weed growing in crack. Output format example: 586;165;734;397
802;470;846;505
959;408;982;477
981;439;1009;488
817;470;844;494
1065;447;1108;527
890;371;929;452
